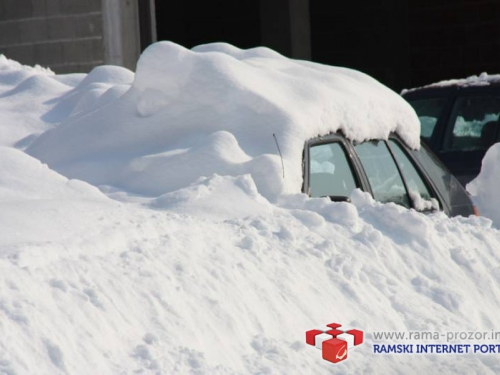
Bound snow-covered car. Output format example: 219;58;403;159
302;132;476;217
402;73;500;186
23;42;476;219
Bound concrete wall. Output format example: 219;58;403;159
102;0;141;71
0;0;140;73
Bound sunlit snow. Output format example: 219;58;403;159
0;43;500;374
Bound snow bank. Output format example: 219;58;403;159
2;174;500;374
0;55;132;149
41;65;133;124
3;47;500;375
0;147;112;250
0;147;105;202
27;41;420;200
467;143;500;227
0;54;54;84
0;55;70;147
150;174;272;220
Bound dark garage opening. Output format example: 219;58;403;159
154;0;261;50
310;0;500;92
144;0;500;92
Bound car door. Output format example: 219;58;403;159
303;135;362;201
303;134;443;214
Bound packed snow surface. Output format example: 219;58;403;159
27;42;420;200
467;143;500;228
1;46;500;374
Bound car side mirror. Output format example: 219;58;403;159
327;195;351;203
409;192;438;213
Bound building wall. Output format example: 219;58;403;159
0;0;140;73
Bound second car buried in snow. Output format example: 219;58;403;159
402;73;500;186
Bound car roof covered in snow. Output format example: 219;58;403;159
402;72;500;95
26;42;421;200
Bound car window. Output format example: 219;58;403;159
389;139;434;205
410;142;452;202
309;142;357;198
408;98;448;140
354;141;410;208
444;96;500;151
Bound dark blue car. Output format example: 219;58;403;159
402;77;500;186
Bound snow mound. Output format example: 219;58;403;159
0;57;133;149
0;147;105;201
27;41;420;200
467;143;500;227
0;54;54;89
0;56;71;147
150;174;272;220
77;65;134;87
402;72;500;94
42;66;133;123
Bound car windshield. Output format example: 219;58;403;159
444;96;500;151
407;98;448;141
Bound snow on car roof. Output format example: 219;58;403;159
27;42;420;200
402;72;500;94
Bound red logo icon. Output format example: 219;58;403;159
306;322;363;364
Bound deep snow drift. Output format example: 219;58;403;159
1;45;500;374
26;42;420;200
